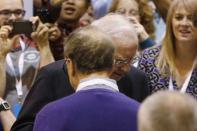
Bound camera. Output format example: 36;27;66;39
36;6;60;23
9;20;36;38
34;0;61;23
36;8;54;23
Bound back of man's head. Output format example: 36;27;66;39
64;25;115;74
91;14;138;47
138;91;197;131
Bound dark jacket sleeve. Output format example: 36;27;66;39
11;60;74;131
130;67;150;102
139;38;155;50
118;67;150;102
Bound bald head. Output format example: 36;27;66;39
91;14;138;47
138;91;197;131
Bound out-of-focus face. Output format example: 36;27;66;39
0;0;24;26
172;5;197;44
59;0;88;23
110;38;137;81
138;108;152;131
79;6;94;27
115;0;140;22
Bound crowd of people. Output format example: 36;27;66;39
0;0;196;131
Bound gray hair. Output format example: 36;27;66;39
138;91;197;131
64;26;115;74
91;14;138;47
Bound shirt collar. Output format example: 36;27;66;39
76;77;119;92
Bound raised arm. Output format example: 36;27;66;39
0;25;18;131
152;0;172;21
30;16;55;68
0;25;19;97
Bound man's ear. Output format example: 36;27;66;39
70;60;76;77
66;58;76;77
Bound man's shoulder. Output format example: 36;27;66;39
35;90;139;131
39;60;66;75
123;66;146;80
131;66;146;77
41;88;140;113
71;89;140;108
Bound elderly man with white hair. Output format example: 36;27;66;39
11;14;149;131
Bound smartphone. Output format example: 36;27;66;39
10;20;34;38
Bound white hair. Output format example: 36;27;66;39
91;14;138;46
138;91;197;131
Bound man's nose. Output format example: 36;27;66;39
122;65;130;73
116;64;130;73
8;14;17;21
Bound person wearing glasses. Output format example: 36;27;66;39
0;0;54;130
34;25;140;131
0;9;25;26
108;0;156;67
92;14;149;101
11;14;149;131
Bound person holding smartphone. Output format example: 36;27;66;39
0;0;54;130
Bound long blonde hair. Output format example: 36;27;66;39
156;0;197;76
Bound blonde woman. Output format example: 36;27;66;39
138;0;197;98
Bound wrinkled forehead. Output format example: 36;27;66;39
0;0;23;10
110;28;138;46
113;36;137;58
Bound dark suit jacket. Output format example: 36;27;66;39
118;65;149;102
11;60;149;131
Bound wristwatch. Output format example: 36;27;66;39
0;101;10;111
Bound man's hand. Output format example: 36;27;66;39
30;16;54;67
45;23;61;42
0;25;19;98
30;16;50;49
127;16;149;43
0;25;19;57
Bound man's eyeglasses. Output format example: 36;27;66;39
114;57;132;66
0;9;25;17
